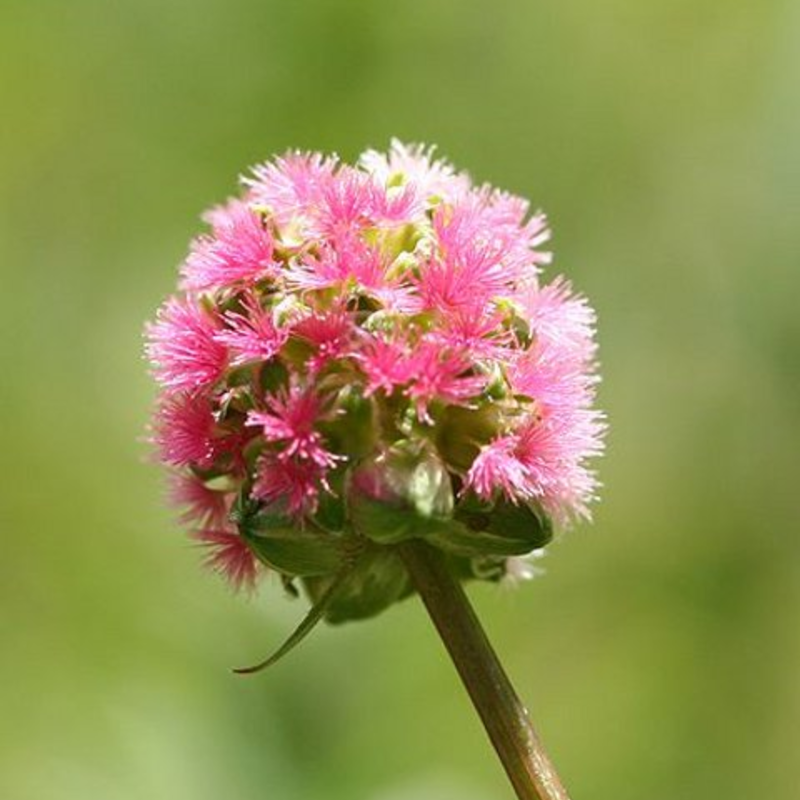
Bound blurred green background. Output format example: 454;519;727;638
1;1;798;798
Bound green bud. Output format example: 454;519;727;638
435;404;502;471
348;441;455;544
317;388;375;460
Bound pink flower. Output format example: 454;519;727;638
403;340;486;423
145;296;228;394
367;179;422;226
465;408;604;525
417;193;551;314
291;307;353;372
359;139;470;203
519;278;596;351
245;151;338;228
214;292;287;366
311;167;375;239
509;278;599;411
169;472;231;528
475;188;551;274
246;384;340;467
358;334;485;422
286;236;415;311
463;435;531;501
252;454;328;517
432;308;513;360
180;200;277;292
357;335;411;396
151;392;218;467
193;528;259;592
285;239;373;292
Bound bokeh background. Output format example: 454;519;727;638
2;1;798;798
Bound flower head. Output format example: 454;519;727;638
145;142;604;602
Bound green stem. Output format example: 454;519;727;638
399;540;571;800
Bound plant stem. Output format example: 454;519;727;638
399;540;571;800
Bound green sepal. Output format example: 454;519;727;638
430;498;553;558
347;442;456;545
281;336;315;370
427;519;539;558
305;547;412;624
311;486;347;534
233;568;351;674
434;404;502;471
348;491;455;545
485;501;553;550
240;511;345;577
444;553;508;583
259;359;289;394
347;440;460;545
317;387;375;460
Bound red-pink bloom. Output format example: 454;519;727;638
169;472;230;528
357;335;412;395
432;308;513;360
367;179;422;225
311;167;375;239
509;278;599;412
463;435;530;501
359;139;471;202
245;151;339;228
359;335;485;422
404;340;486;422
514;410;604;523
286;237;416;311
246;385;340;467
152;392;218;467
180;200;277;292
466;408;604;524
193;528;258;592
474;188;552;274
214;292;287;366
518;277;597;357
146;296;228;394
252;454;328;516
417;209;512;312
292;308;354;372
309;166;422;240
285;239;369;291
418;193;551;314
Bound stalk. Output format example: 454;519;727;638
399;540;571;800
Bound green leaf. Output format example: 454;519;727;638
233;569;350;674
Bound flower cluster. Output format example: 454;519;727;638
146;141;604;612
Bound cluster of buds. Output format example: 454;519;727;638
145;141;604;624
